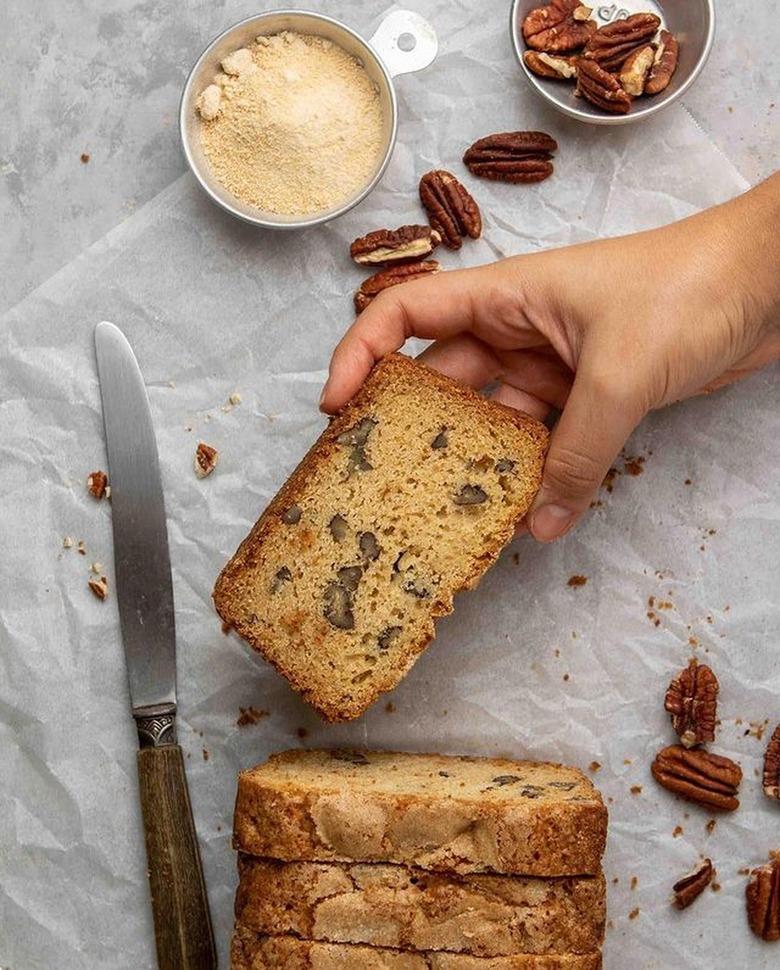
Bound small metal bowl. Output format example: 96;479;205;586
510;0;715;125
180;9;437;229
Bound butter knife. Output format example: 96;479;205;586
94;321;216;970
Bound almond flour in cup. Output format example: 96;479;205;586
196;31;384;218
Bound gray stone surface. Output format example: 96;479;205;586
1;0;779;313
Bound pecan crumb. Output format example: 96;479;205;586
385;701;396;714
88;576;108;600
762;723;780;800
236;706;269;727
567;574;588;587
706;819;717;835
80;152;90;164
672;859;714;910
87;470;109;499
195;441;219;478
628;907;640;921
630;785;642;795
296;727;308;739
77;540;86;555
630;876;638;891
589;761;601;773
63;536;73;549
202;748;209;761
623;455;645;476
673;826;683;838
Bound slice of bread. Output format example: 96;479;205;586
213;353;548;721
233;750;607;877
231;928;603;969
235;856;606;957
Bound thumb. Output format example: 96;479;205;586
527;361;646;542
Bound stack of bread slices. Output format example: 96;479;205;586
230;749;608;969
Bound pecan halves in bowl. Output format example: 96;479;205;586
763;723;780;801
463;131;557;183
651;745;742;811
419;170;482;249
522;0;596;53
582;13;661;72
672;858;714;910
746;852;780;942
350;225;441;266
619;44;656;97
576;59;632;115
524;50;578;80
354;261;440;313
646;30;679;95
664;658;719;748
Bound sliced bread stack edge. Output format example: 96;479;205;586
231;749;608;969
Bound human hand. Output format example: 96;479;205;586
321;174;780;542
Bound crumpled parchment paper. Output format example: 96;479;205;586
1;2;778;968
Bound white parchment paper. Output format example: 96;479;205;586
1;2;779;968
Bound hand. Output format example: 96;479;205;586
321;174;780;542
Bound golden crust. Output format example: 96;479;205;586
213;354;549;721
231;927;604;969
233;750;608;878
235;855;606;956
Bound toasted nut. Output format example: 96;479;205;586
463;132;557;183
88;575;108;600
576;58;632;114
377;626;402;651
419;171;482;249
522;0;596;53
651;745;742;812
194;442;219;478
619;44;655;96
746;852;780;941
87;470;109;499
431;428;448;449
524;51;578;80
672;859;714;910
763;724;780;801
354;261;440;313
453;484;489;506
336;417;378;474
281;505;302;525
646;30;679;95
329;514;349;542
664;658;719;748
350;225;441;265
358;531;380;562
271;566;292;593
583;13;661;72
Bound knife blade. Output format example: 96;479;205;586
95;321;216;970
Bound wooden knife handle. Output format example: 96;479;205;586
137;744;217;970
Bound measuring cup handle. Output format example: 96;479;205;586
369;9;438;78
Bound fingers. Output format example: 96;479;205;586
489;383;550;422
418;334;504;388
527;359;646;542
320;263;544;413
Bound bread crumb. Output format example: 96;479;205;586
512;552;520;565
229;392;242;406
63;536;73;549
589;761;601;773
385;701;396;713
630;876;638;891
80;152;90;164
202;748;209;761
567;574;587;587
237;706;269;727
684;478;692;485
673;825;683;838
612;876;619;884
705;819;716;835
623;455;645;476
562;673;570;682
87;470;109;499
628;907;640;920
296;727;308;739
90;561;103;574
77;540;86;555
623;758;633;765
630;785;642;795
711;881;721;892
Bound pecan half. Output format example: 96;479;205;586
194;442;219;478
354;261;440;313
463;131;557;183
619;44;655;97
672;859;714;909
763;724;780;801
419;170;482;250
651;745;742;811
646;30;679;95
523;50;578;80
576;59;632;115
88;575;108;600
522;0;596;53
664;658;719;748
87;470;109;500
583;13;661;71
746;852;780;942
350;225;441;266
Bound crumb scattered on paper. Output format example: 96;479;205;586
237;706;269;727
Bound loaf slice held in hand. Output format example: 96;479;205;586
231;927;604;969
233;749;608;877
235;855;606;956
214;354;548;721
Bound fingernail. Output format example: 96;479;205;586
529;504;575;543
